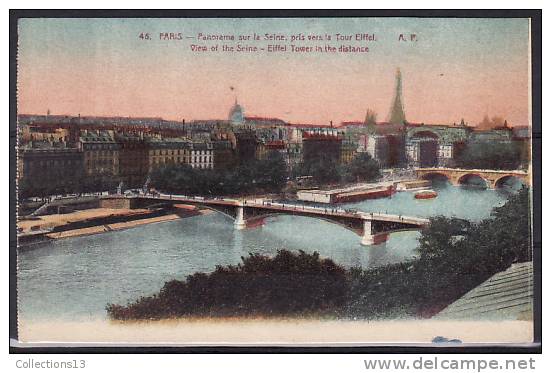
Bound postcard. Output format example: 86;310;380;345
14;13;537;346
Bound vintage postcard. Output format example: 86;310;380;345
13;13;538;347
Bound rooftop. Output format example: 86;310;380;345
80;130;116;143
20;141;79;152
435;262;533;320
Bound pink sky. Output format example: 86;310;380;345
18;18;531;126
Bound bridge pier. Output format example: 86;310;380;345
234;206;247;230
361;220;376;246
361;219;390;246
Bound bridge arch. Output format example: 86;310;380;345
493;175;527;189
240;210;364;236
408;126;442;140
457;173;489;189
190;204;238;221
411;130;440;139
240;210;427;237
420;171;451;184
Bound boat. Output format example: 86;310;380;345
414;189;438;200
334;185;396;203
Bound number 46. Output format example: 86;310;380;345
139;33;151;40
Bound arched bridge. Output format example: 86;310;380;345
131;194;429;246
415;167;530;188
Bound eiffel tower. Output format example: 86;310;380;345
388;68;406;125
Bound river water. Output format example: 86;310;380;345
17;183;518;321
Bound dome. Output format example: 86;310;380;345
229;99;244;124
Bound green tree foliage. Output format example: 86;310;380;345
295;153;381;186
467;187;532;270
150;150;287;196
414;187;531;309
417;216;472;261
347;187;532;318
341;153;381;183
456;142;523;170
19;168;119;199
107;250;350;320
293;154;341;185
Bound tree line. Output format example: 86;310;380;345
150;151;288;196
455;141;527;170
293;152;381;185
19;169;119;199
150;151;382;196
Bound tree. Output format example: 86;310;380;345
254;151;287;191
417;188;531;272
417;216;471;261
107;249;350;320
343;153;381;183
364;109;377;126
456;142;522;170
149;154;289;196
472;186;532;265
364;109;378;135
302;154;341;185
478;114;507;130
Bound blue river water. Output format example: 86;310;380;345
17;183;517;321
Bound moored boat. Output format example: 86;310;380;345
414;189;438;200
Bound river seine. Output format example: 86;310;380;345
17;184;517;321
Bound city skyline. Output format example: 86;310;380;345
18;18;531;126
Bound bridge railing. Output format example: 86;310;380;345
415;167;528;175
139;193;428;225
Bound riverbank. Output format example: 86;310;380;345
16;318;533;344
18;206;212;243
44;212;191;240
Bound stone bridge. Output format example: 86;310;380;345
415;167;530;188
132;194;430;246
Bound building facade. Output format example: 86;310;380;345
190;141;214;169
405;124;471;168
285;141;303;169
79;130;120;177
19;142;83;181
340;134;358;164
212;139;236;170
358;134;390;166
234;129;258;164
18;141;84;196
302;130;343;164
115;133;149;187
146;136;190;172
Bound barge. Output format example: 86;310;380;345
414;190;438;200
297;182;396;204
